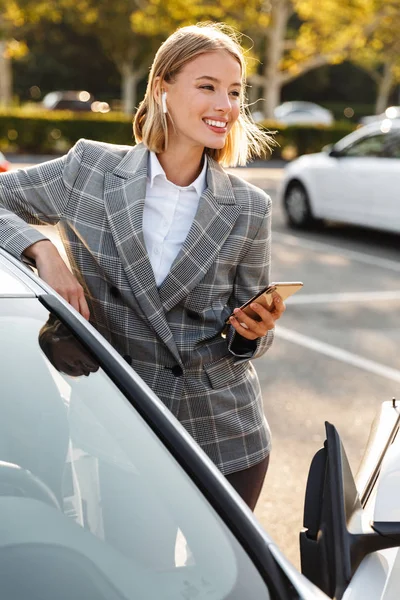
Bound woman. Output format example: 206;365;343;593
0;23;284;510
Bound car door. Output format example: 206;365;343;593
322;133;388;228
369;129;400;233
1;249;332;600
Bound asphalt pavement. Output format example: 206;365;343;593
8;158;400;570
236;168;400;568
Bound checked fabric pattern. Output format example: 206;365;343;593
0;139;274;475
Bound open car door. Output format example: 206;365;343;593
300;405;400;599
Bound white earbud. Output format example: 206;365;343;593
161;91;168;114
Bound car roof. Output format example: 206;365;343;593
0;250;44;297
276;101;329;112
334;118;400;151
360;119;400;131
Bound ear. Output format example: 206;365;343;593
153;77;164;106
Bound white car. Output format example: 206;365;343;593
1;248;400;599
281;119;400;233
301;400;400;600
274;101;334;127
360;106;400;126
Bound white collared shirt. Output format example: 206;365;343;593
143;152;207;287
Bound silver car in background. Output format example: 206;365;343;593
274;102;334;127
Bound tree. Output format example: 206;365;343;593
3;0;209;114
0;0;63;106
243;0;395;118
350;2;400;113
12;20;120;101
60;0;204;114
0;2;28;105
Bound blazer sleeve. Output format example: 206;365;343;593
0;139;85;261
227;190;274;362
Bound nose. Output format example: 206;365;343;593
214;91;232;114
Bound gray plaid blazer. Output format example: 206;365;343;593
0;139;274;475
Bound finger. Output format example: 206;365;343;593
229;315;258;340
270;293;286;319
78;294;91;320
238;305;275;332
272;292;285;309
231;309;267;338
67;290;82;315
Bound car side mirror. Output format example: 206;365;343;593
329;148;342;158
300;422;400;600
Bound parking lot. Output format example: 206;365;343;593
235;167;400;567
11;159;400;569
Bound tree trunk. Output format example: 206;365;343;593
262;0;291;118
375;60;394;114
0;41;13;107
247;79;260;112
121;61;140;115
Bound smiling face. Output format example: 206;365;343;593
161;50;242;157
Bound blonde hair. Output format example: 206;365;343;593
133;23;274;167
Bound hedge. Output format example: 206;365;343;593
0;108;134;154
0;108;357;160
259;119;357;160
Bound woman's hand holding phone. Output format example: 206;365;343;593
228;291;285;340
225;282;302;340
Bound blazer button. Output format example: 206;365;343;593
187;310;200;320
123;354;132;365
171;365;183;377
110;286;120;298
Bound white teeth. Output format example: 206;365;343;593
204;119;226;128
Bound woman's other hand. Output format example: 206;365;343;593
24;240;90;320
229;292;285;340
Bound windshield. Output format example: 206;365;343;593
0;298;272;600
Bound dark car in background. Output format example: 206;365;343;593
42;90;110;113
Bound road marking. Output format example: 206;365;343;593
287;290;400;305
273;232;400;273
275;325;400;383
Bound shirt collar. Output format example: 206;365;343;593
148;151;207;196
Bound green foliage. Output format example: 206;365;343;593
259;120;356;159
0;108;133;153
350;0;400;98
4;0;399;115
0;108;356;160
322;102;375;122
12;21;120;101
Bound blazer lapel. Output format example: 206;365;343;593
159;157;241;312
103;144;181;362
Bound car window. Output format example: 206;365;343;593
289;109;313;115
384;131;400;158
342;134;387;157
54;100;91;111
0;298;272;600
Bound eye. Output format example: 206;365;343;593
200;85;215;91
230;90;241;98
